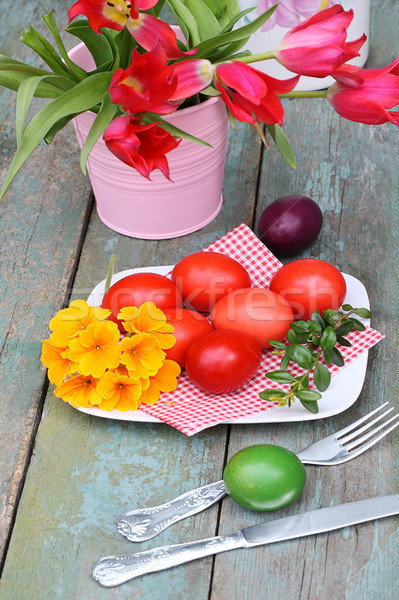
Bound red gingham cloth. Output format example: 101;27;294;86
140;224;384;435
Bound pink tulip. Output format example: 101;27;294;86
104;116;180;180
215;61;299;127
327;58;399;126
109;46;179;115
275;5;366;77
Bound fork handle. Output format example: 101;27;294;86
116;480;227;542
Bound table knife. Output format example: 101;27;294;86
92;494;399;588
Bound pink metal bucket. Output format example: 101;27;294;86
69;43;230;239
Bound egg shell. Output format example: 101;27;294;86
258;195;323;257
223;444;306;511
210;287;294;349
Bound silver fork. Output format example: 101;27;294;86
117;403;399;543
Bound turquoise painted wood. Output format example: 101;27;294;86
0;1;398;599
0;0;93;565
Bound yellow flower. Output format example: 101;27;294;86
139;359;181;406
118;302;176;349
66;321;121;378
54;374;102;408
41;339;76;386
119;333;165;378
96;369;143;412
49;299;111;347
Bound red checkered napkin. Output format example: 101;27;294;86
140;224;384;436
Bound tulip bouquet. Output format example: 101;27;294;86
0;0;398;199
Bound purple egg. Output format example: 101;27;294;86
258;195;323;256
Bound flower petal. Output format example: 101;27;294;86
170;59;214;101
127;13;197;59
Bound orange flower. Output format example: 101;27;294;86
54;373;102;408
41;339;76;386
67;321;121;378
49;299;111;347
119;302;176;349
96;369;143;412
139;359;181;405
119;333;165;378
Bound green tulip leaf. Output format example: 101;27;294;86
42;12;86;81
145;114;212;147
220;8;256;33
0;72;113;201
80;94;118;173
266;123;296;168
44;115;78;144
204;38;251;63
203;0;241;26
194;4;278;58
65;21;116;68
16;74;73;146
0;56;72;97
20;26;71;78
166;0;201;47
182;0;222;41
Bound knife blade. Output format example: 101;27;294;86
93;495;399;588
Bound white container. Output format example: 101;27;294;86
238;0;371;90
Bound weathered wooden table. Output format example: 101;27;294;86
0;1;398;598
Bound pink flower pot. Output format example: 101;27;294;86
68;43;230;239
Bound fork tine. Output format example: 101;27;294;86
340;406;395;444
344;417;399;458
345;413;399;451
335;402;390;439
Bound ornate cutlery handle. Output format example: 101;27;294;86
116;480;227;542
93;531;246;587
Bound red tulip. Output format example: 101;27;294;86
109;45;179;115
68;0;157;32
215;61;299;127
68;0;196;59
127;13;197;60
103;116;180;180
275;5;366;77
327;58;399;126
170;59;214;101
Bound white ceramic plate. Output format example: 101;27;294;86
80;266;370;425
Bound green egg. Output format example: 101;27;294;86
223;444;306;511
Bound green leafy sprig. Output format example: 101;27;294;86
259;304;371;414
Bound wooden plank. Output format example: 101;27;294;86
211;5;399;594
0;0;93;565
0;115;263;599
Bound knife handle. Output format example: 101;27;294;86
93;531;246;587
116;480;227;542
